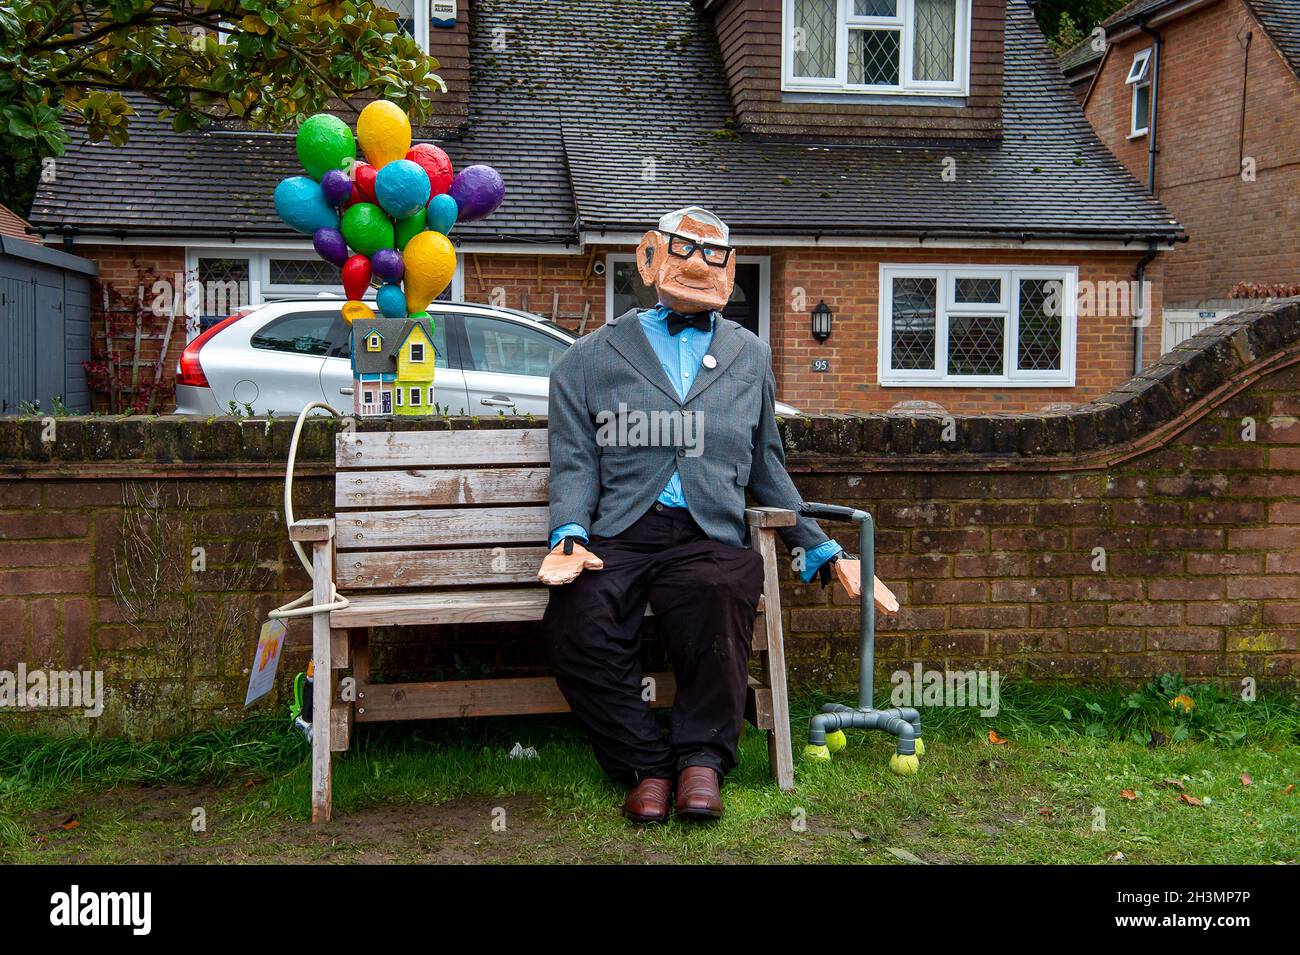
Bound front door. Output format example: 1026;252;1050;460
381;390;391;414
721;263;762;338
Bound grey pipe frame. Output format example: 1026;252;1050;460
798;502;923;757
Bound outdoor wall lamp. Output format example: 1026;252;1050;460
811;300;833;342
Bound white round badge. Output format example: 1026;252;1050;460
702;355;718;369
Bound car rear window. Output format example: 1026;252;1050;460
250;311;339;356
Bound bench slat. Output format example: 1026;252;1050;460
337;429;549;469
355;673;678;721
331;588;764;628
335;506;550;549
338;546;550;588
335;467;549;509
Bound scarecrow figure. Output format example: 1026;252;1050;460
538;207;897;823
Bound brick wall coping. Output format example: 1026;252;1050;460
1;299;1296;479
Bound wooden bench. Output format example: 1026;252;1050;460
291;427;796;823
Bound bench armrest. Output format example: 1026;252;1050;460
745;506;797;529
290;518;336;543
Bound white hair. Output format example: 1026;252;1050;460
657;206;729;244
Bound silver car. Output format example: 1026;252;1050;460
174;299;801;416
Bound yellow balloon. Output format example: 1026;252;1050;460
357;101;411;170
341;300;375;324
403;231;457;315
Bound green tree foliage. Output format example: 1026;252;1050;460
0;1;446;211
1034;0;1130;53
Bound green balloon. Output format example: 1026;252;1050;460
394;208;427;250
341;203;395;256
296;114;356;181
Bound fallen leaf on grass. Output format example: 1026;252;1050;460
1177;794;1203;807
988;730;1008;745
1120;789;1138;801
58;816;79;831
1240;773;1252;787
1105;850;1126;862
1283;784;1295;795
1037;807;1053;817
1155;778;1185;791
885;847;928;865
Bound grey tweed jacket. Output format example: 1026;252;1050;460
547;308;831;555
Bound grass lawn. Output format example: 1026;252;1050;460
1;679;1297;865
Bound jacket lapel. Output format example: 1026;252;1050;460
606;308;683;406
683;318;745;405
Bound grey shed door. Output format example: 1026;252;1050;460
0;275;37;413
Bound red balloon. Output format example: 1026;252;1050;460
352;162;378;204
342;254;373;301
406;144;454;196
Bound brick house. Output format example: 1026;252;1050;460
1075;0;1300;349
28;0;1182;414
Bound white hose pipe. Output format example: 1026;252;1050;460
268;402;350;620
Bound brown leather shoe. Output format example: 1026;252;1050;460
622;777;673;824
675;766;723;820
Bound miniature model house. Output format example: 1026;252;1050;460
351;316;437;417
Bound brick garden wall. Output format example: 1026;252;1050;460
3;299;1295;739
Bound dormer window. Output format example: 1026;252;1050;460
409;342;425;362
367;333;383;352
783;0;969;95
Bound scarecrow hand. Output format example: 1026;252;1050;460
833;558;900;614
537;540;604;586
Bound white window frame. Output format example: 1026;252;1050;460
603;252;771;342
409;385;422;406
877;264;1078;387
1127;48;1152;138
781;0;970;96
409;341;425;362
395;386;403;407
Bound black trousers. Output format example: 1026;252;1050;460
543;504;766;785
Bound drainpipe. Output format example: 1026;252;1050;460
1139;19;1162;193
1133;241;1160;374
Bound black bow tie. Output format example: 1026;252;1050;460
665;310;714;336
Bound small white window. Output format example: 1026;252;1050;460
363;390;374;404
395;387;403;407
1126;48;1152;137
409;387;422;407
878;265;1077;387
410;342;425;362
1125;48;1152;85
427;386;435;405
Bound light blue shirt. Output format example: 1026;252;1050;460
550;304;841;581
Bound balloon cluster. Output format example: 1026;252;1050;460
273;102;505;324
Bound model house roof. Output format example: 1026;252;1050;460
29;0;1180;245
352;317;431;376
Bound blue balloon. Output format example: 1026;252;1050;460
426;192;458;235
375;159;431;219
376;283;407;318
273;176;339;235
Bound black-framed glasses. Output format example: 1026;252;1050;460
663;232;733;268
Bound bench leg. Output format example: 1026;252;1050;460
310;544;334;823
752;527;795;791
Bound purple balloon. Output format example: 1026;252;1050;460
312;227;349;267
371;247;405;282
320;169;353;206
448;164;505;222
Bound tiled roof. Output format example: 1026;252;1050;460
352;317;428;375
1244;0;1300;77
0;203;36;242
29;0;1180;245
1102;0;1178;28
1058;37;1105;75
564;1;1180;241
